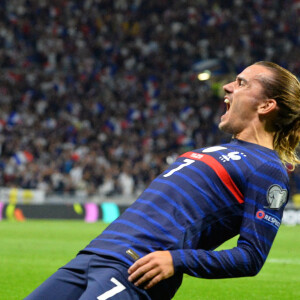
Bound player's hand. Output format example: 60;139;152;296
128;251;174;290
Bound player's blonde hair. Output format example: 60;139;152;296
254;61;300;170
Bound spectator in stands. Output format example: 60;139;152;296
0;0;299;198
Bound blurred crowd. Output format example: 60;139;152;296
0;0;299;199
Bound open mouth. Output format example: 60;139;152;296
224;98;230;112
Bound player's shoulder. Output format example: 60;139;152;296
193;139;287;175
193;139;278;161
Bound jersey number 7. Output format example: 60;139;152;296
163;159;195;177
97;277;126;300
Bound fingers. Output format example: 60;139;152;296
127;251;174;289
143;274;162;290
128;256;153;284
128;255;150;275
129;267;159;288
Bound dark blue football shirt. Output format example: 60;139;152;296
82;139;289;299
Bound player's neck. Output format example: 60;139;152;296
233;125;275;150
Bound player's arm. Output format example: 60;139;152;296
169;163;289;279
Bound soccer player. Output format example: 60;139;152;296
25;61;300;300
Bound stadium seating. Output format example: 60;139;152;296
0;0;299;199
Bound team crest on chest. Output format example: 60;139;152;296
219;151;247;162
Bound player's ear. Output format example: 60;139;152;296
258;99;278;116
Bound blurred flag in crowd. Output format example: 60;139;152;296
144;76;160;102
104;118;121;135
7;112;21;126
180;106;194;120
93;102;105;115
172;120;187;134
14;151;34;165
176;135;195;147
127;108;141;122
148;99;160;112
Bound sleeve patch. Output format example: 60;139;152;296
265;184;288;210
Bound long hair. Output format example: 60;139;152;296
254;61;300;170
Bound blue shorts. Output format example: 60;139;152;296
24;253;151;300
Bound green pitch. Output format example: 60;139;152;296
1;220;299;300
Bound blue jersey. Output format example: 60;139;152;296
82;139;289;299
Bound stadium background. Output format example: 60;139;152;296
0;0;299;222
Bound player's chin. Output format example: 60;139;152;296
218;120;234;135
218;119;228;132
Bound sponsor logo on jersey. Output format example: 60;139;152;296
202;146;227;153
265;184;288;210
256;210;265;219
256;209;281;229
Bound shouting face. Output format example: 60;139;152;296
219;64;274;137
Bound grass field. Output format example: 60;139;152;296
1;220;300;300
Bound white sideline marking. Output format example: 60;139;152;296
268;258;300;265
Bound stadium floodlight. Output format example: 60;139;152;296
198;70;211;81
192;58;233;80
